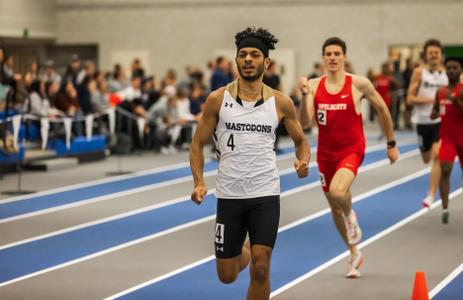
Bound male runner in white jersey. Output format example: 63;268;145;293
189;27;310;300
407;39;448;208
299;37;399;278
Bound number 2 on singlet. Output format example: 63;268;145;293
318;110;327;125
227;134;235;151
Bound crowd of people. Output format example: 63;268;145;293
0;40;459;157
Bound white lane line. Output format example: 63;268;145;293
429;262;463;299
0;147;418;251
0;159;209;204
105;165;429;300
0;169;219;224
0;140;299;204
0;145;320;224
104;255;216;300
0;145;418;288
0;215;217;288
270;188;463;298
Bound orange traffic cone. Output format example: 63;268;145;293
412;271;429;300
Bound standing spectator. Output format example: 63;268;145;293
375;62;398;139
391;59;405;130
203;59;215;93
263;61;281;91
64;54;82;86
131;58;145;78
189;81;206;116
41;60;62;86
162;68;178;89
402;58;415;130
308;62;324;79
366;67;377;122
375;62;396;112
210;56;232;91
2;54;15;85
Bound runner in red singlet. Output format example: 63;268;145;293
299;37;399;278
431;56;463;224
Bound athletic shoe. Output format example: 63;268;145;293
422;195;434;208
343;210;362;245
346;251;364;279
442;210;449;224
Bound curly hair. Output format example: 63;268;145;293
234;27;278;50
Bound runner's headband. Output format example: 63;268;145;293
237;37;269;58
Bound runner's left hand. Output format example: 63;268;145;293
294;160;309;178
387;147;399;164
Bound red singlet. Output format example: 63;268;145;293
314;74;366;191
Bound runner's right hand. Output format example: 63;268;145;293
191;184;208;205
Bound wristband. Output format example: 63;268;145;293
387;140;396;148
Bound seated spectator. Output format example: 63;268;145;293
23;79;60;118
89;78;109;114
117;76;142;102
108;63;129;92
24;60;39;89
146;94;191;153
56;80;80;117
45;80;60;108
141;76;160;110
176;89;198;123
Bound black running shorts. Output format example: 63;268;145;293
214;195;280;259
416;123;440;152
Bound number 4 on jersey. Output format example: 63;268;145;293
227;134;235;151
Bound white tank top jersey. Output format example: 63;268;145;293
412;68;448;124
214;81;280;199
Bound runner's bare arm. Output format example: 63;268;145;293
277;92;310;178
355;76;399;164
189;89;223;204
454;88;463;111
430;90;440;120
406;68;434;105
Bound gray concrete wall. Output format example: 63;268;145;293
0;0;57;39
55;0;463;88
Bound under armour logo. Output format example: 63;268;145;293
225;102;233;108
216;246;224;252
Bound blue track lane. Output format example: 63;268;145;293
433;270;463;300
118;168;462;299
0;144;416;284
0;146;302;220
